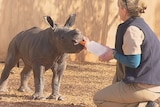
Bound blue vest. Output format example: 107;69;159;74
115;17;160;85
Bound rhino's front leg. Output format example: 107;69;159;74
32;65;46;100
48;62;66;100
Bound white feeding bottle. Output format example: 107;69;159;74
80;40;108;56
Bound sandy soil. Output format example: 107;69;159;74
0;61;159;107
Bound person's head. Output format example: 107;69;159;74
118;0;147;21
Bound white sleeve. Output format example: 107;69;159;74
122;26;144;55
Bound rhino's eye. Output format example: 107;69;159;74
72;40;78;45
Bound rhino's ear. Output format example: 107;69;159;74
64;14;76;27
44;16;56;29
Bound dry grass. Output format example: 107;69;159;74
0;61;159;107
0;61;116;107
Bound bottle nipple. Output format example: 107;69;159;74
79;40;86;46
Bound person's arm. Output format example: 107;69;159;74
116;26;144;68
114;51;141;68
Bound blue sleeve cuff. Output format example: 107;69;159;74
114;52;141;68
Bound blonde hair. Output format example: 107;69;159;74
120;0;147;16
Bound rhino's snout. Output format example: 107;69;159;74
73;39;79;45
73;39;85;46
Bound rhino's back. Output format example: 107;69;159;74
13;27;54;63
14;27;43;44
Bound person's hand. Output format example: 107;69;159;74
99;47;114;62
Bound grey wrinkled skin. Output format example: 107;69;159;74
0;14;85;100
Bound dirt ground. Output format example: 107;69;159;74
0;61;159;107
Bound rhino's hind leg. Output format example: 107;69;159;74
18;65;32;92
0;66;10;92
0;54;19;92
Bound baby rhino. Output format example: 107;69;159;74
0;14;85;100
